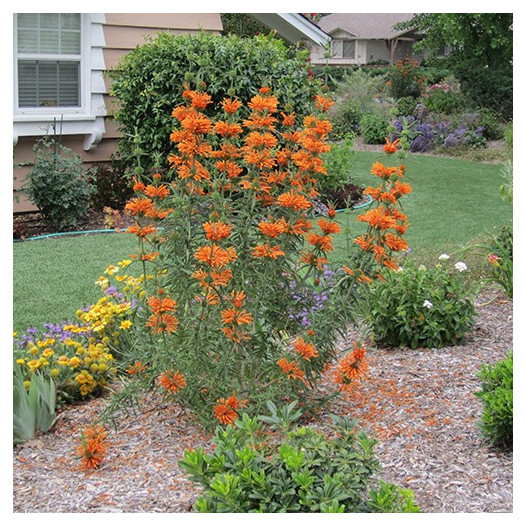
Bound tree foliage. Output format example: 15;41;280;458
397;14;513;118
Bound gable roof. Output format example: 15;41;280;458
319;13;415;40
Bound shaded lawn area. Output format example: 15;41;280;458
13;152;512;333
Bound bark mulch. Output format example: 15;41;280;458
13;289;512;513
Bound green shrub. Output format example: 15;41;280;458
474;351;513;448
319;135;356;196
387;58;424;99
13;360;56;444
109;31;321;174
179;404;420;513
362;261;476;349
422;87;466;115
328;98;362;140
475;107;505;140
504;121;513;149
23;137;95;230
395;96;418;117
359;113;390;144
89;162;134;211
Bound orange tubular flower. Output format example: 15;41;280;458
77;425;107;471
281;111;296;126
202;221;233;241
148;296;177;315
277;191;312;211
158;370;186;394
146;313;179;334
247;93;279;114
126;223;158;238
258;220;287;238
194;244;237;269
317;218;341;235
306;233;333;252
356;207;397;230
221;307;254;326
276;358;307;384
292;337;319;361
370;162;397;180
144;184;171;199
314;94;335;112
252;243;286;259
125;197;156;217
383;138;401;154
213;402;238;425
214;120;243;138
384;233;409;252
126;361;147;375
333;344;369;393
222;97;242;114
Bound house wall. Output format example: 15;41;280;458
13;13;223;213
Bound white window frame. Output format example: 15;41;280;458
331;38;356;60
13;13;91;119
13;13;107;150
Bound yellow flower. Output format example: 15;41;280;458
42;348;54;358
16;358;25;365
118;259;132;268
104;265;119;275
120;320;132;330
57;355;70;366
23;381;31;390
69;356;83;369
29;346;39;356
95;276;109;289
50;368;60;378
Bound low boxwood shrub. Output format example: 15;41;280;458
179;404;420;513
362;261;476;349
474;351;513;448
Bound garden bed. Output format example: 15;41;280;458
12;288;512;513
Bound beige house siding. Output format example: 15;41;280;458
14;13;223;213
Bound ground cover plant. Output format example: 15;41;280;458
179;405;419;513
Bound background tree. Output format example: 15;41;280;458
397;13;513;119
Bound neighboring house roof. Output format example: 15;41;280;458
250;13;331;46
318;13;416;40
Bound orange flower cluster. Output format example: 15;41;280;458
158;370;186;394
146;291;179;334
77;425;107;471
354;142;412;272
126;360;147;375
277;357;307;384
213;391;247;425
220;290;253;343
292;337;319;361
332;343;369;393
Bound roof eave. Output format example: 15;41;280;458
250;13;331;46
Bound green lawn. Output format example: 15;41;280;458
13;152;512;333
331;152;512;265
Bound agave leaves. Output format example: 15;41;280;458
13;360;57;444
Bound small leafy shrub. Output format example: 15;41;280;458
474;351;513;448
504;121;513;149
421;83;465;114
395;96;417;117
360;113;390;144
475;107;505;140
179;405;420;513
89;162;134;211
387;58;424;100
362;261;476;349
23;137;95;230
327;98;361;140
318;134;356;200
13;360;56;444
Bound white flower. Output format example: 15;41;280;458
438;253;450;260
418;265;427;271
454;261;468;272
423;300;433;309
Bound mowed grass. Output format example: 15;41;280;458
13;152;512;333
13;233;137;333
330;151;512;266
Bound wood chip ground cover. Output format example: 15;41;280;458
13;290;512;513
